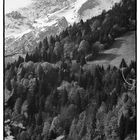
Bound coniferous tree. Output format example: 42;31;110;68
49;35;55;47
25;53;29;62
80;19;84;26
16;56;24;68
6;77;12;91
6;62;11;70
43;36;49;50
29;54;34;62
36;110;43;126
120;58;128;68
84;21;91;34
39;41;43;50
55;35;60;42
60;29;69;40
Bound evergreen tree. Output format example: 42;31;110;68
55;35;60;42
49;35;55;46
6;62;11;70
16;56;24;68
84;21;91;33
25;53;29;62
6;77;12;91
60;29;69;40
80;19;84;26
43;36;49;50
120;58;128;68
39;41;43;50
119;114;126;140
33;47;41;62
36;110;43;126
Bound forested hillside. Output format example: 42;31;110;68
4;0;136;139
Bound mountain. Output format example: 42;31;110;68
4;0;136;139
78;0;121;21
5;0;121;61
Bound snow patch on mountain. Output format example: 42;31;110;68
47;0;89;24
78;0;121;21
33;18;57;29
6;29;32;39
5;0;32;13
46;0;121;24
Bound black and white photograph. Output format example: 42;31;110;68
4;0;136;139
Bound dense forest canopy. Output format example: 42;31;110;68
4;0;136;139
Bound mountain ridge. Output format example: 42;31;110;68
5;0;121;61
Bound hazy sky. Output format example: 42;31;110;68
5;0;32;13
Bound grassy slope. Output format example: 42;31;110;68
85;31;136;70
